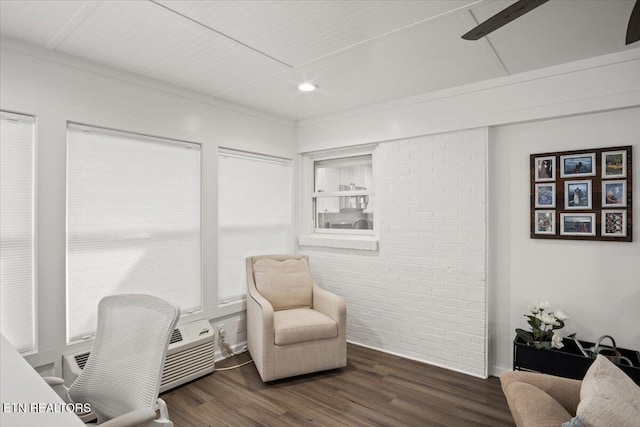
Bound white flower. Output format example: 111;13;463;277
538;312;560;326
529;301;541;314
554;310;569;321
539;301;551;310
551;332;564;349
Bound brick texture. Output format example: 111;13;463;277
301;128;487;377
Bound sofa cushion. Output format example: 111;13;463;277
576;355;640;427
503;381;573;427
253;258;313;311
274;308;337;346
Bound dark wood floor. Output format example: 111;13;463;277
161;343;515;427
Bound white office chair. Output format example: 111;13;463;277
46;294;179;426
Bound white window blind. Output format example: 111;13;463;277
67;124;201;342
0;112;35;353
218;149;292;303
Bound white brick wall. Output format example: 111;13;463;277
301;128;487;377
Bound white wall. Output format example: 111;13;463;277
0;40;296;371
302;128;488;378
296;50;640;378
296;49;640;153
489;107;640;374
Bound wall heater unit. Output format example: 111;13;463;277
63;319;215;392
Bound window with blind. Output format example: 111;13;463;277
66;124;201;343
218;149;292;303
0;111;35;353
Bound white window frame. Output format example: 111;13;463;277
298;144;379;251
0;111;37;354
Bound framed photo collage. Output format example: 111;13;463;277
530;146;632;241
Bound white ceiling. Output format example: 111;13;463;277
0;0;638;121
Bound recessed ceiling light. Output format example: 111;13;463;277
298;82;317;92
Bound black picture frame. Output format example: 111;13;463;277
530;146;632;242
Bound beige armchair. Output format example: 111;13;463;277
246;255;347;382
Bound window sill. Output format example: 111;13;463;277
298;234;379;251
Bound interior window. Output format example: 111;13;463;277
313;154;374;233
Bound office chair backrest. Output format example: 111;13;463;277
69;294;179;423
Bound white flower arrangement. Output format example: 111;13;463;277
516;301;569;350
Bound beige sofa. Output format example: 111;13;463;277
500;355;640;427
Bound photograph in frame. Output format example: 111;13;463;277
535;156;555;182
602;180;626;208
560;153;596;178
602;150;627;178
535;210;555;235
534;183;555;208
564;180;591;209
602;210;627;237
560;213;596;236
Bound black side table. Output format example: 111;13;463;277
513;336;640;385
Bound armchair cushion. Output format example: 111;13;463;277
253;258;313;311
274;308;338;346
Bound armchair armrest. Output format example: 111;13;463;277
43;376;71;403
247;283;275;331
43;376;65;386
98;408;157;427
312;282;346;326
246;262;275;377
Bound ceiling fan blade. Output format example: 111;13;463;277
462;0;550;41
627;0;640;45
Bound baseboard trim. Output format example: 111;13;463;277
489;365;511;378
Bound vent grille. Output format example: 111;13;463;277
74;352;90;369
64;320;214;394
161;340;214;387
169;328;183;344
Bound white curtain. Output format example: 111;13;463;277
218;150;292;303
0;112;35;353
66;124;201;342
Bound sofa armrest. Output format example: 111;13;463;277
501;371;581;416
502;381;574;427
